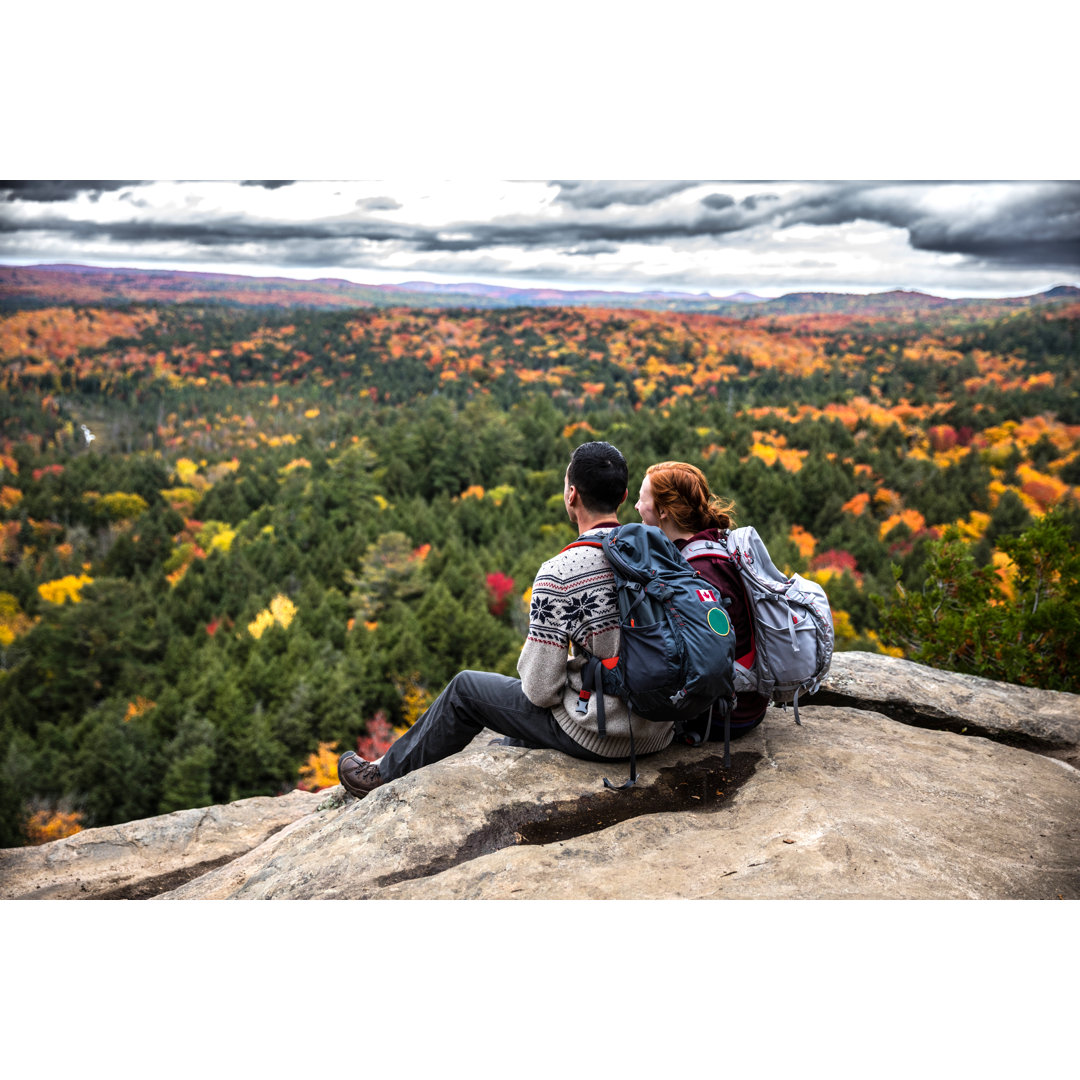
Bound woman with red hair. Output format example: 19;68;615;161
635;461;769;738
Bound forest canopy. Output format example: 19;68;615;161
1;293;1078;846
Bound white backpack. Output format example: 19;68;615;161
682;526;834;724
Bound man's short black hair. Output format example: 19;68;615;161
567;441;628;513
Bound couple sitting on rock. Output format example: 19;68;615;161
338;441;768;798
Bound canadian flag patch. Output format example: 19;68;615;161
696;588;717;603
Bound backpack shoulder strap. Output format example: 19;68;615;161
682;534;757;670
561;526;616;554
727;525;788;584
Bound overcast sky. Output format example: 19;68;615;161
1;179;1077;299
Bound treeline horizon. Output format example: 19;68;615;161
1;296;1078;846
3;261;1077;317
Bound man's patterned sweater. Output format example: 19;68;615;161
516;526;674;758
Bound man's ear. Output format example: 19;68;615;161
620;487;628;506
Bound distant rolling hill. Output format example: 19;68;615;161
1;263;1077;318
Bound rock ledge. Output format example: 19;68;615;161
3;654;1077;901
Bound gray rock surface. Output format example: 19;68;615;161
0;789;320;899
813;651;1080;767
4;654;1078;901
157;703;1079;900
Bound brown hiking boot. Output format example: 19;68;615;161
337;750;385;798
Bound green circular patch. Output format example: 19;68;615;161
707;607;731;636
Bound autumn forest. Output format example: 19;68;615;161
1;271;1078;846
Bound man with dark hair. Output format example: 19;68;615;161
338;441;673;796
565;438;628;513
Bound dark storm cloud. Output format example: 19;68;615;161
0;181;144;202
0;213;421;246
907;185;1080;269
0;205;736;252
240;181;295;189
740;193;780;211
767;181;1080;271
477;181;1080;272
553;180;700;209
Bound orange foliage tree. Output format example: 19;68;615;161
25;808;84;845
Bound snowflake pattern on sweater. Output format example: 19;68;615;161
526;541;618;650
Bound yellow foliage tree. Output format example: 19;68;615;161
748;441;779;467
297;742;340;791
97;491;149;521
196;520;236;553
395;673;435;734
865;630;905;658
174;458;201;485
38;573;93;605
269;594;297;627
209;529;236;553
279;457;312;475
247;609;276;639
160;486;202;514
0;591;38;646
954;511;991;540
832;609;857;640
249;594;298;638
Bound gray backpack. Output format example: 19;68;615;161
682;525;834;724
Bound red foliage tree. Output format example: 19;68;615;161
809;549;859;574
355;711;396;759
485;571;515;616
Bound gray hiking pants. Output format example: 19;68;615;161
378;670;623;781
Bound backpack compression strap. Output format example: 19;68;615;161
578;654;638;789
562;533;638;789
676;702;732;769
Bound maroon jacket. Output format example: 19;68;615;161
675;528;769;729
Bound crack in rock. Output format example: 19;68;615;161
88;820;298;899
372;751;760;888
96;854;240;899
806;690;1066;756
